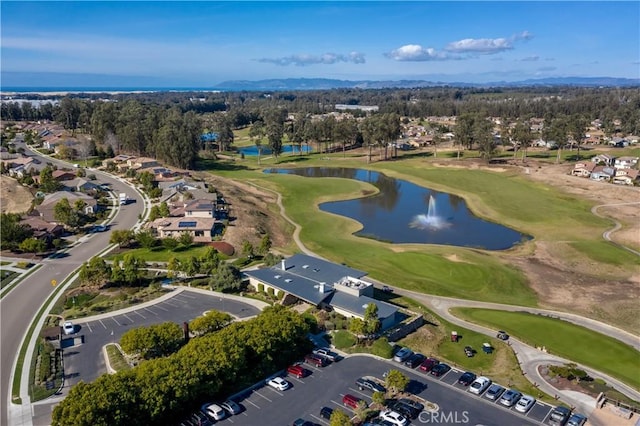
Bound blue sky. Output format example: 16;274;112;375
1;1;639;87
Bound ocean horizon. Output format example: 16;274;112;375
1;86;224;94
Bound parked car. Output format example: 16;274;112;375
469;376;492;395
430;363;451;377
356;377;386;393
464;345;474;357
62;321;75;335
548;405;572;426
382;285;393;293
566;413;587;426
458;371;476;386
499;389;523;407
202;403;226;421
293;419;314;426
220;400;242;415
287;364;310;378
497;330;509;340
387;401;416;420
304;354;327;367
342;394;366;410
393;347;413;363
404;353;426;368
319;406;333;420
484;384;505;400
418;357;439;372
313;348;339;362
379;409;409;426
190;411;210;426
515;395;536;413
266;377;290;391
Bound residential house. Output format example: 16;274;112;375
590;166;616;182
614;156;639;170
244;254;399;330
8;162;40;179
571;162;597;177
184;199;215;218
127;157;159;170
627;135;639;145
52;170;76;181
591;154;615;166
61;178;102;193
19;216;64;242
146;217;220;242
32;192;98;222
612;169;639;186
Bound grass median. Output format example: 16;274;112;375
450;307;640;391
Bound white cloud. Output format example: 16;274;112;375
521;56;540;62
385;44;458;61
256;52;366;66
445;31;534;54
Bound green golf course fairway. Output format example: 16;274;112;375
451;307;640;391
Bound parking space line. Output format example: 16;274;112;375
98;319;107;329
347;387;372;400
290;377;305;384
144;307;159;316
153;304;169;312
84;322;93;333
122;313;134;323
265;387;283;397
111;317;121;326
164;300;179;307
310;414;328;425
179;293;196;299
253;391;273;402
133;310;146;319
245;399;261;409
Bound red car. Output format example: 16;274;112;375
304;354;327;367
287;364;309;378
342;394;366;410
418;357;439;372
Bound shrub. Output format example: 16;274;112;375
369;337;394;359
267;287;275;299
333;330;356;349
257;283;264;294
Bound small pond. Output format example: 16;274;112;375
266;167;530;250
239;144;313;156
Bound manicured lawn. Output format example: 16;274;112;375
0;269;18;289
451;308;640;391
106;244;211;263
569;240;640;265
332;330;356;349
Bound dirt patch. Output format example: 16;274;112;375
193;172;290;255
1;175;34;214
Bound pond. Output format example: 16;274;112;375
265;167;530;250
239;144;313;156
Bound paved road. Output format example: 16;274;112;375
0;144;146;426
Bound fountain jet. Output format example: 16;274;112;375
410;195;447;230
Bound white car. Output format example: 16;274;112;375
266;377;290;391
62;321;75;335
203;403;226;421
379;409;408;426
221;400;242;415
469;376;492;395
515;394;536;413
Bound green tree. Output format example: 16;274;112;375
258;234;272;256
512;121;533;162
122;254;144;285
264;108;285;158
475;118;496;162
249;120;266;164
348;318;365;342
210;262;242;292
198;247;220;274
568;114;588;160
18;237;47;253
148;205;161;221
110;229;134;248
135;230;157;249
329;409;352;426
120;322;184;360
39;166;61;193
242;240;255;259
158;201;170;217
178;231;193;248
79;257;112;287
166;257;181;278
385;369;409;395
363;303;381;338
54;198;80;229
189;310;233;336
180;256;200;278
162;236;179;251
0;213;33;251
372;390;386;407
543;117;569;164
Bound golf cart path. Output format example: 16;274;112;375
591;201;640;256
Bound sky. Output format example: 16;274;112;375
1;1;639;87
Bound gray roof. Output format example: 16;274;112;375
245;267;332;305
326;292;397;320
281;254;366;284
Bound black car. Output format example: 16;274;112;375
464;346;474;357
319;406;333;420
356;377;386;393
430;363;451;377
388;401;419;420
458;371;477;386
404;353;426;368
497;330;509;340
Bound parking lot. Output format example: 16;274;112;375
208;354;556;425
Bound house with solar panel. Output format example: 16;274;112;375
244;254;400;330
146;217;223;242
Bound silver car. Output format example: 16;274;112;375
499;389;522;407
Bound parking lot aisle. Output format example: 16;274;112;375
253;389;273;403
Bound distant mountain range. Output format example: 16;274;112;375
214;77;640;91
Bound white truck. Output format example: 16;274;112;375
119;193;128;205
